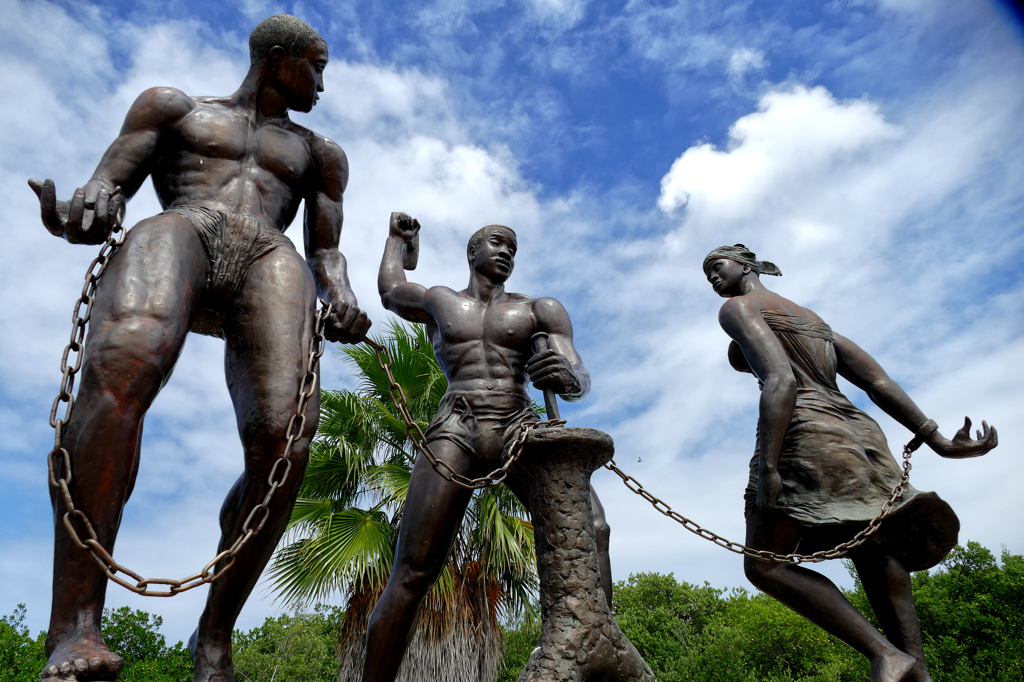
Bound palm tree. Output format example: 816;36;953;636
268;321;538;682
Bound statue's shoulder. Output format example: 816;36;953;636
285;123;348;187
127;87;195;127
530;296;572;321
426;285;460;301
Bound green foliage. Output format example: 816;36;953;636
722;590;864;682
101;607;192;682
611;573;727;679
913;543;1024;681
233;605;345;682
497;606;541;682
9;540;1021;682
847;541;1024;682
610;573;867;681
602;545;1022;682
0;605;46;682
0;605;192;682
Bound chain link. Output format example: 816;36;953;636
605;443;915;564
363;339;563;489
47;224;331;596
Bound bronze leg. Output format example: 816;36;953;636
851;546;933;682
590;487;612;609
362;439;477;682
742;511;916;682
45;214;207;679
190;245;319;682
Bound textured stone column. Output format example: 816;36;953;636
510;427;655;682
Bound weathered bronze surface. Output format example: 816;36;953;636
30;15;370;682
366;213;613;682
704;244;998;682
510;427;655;682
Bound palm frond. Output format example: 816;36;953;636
270;506;395;606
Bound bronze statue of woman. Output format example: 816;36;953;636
703;244;998;682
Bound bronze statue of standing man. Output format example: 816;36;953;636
29;15;370;682
364;213;613;682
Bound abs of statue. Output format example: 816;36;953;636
704;244;998;682
364;213;612;682
29;15;370;682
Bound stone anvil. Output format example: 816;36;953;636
509;427;655;682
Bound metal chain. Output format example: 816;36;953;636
604;443;915;564
366;332;924;561
363;338;564;489
47;225;331;596
364;335;916;561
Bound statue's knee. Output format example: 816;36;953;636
743;556;776;590
394;564;437;598
87;316;180;391
242;415;314;465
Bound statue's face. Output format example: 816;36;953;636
705;258;747;297
275;39;328;113
470;227;517;282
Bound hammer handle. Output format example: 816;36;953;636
531;332;560;421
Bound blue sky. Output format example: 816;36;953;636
1;0;1022;643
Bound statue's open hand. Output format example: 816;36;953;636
28;179;124;245
757;469;783;511
527;349;580;395
324;299;372;344
929;417;997;459
389;212;420;243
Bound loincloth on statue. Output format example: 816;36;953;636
165;206;295;338
424;390;540;462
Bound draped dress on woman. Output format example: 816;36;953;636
743;309;959;570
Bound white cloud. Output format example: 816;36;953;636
658;85;901;219
726;47;766;79
524;0;588;31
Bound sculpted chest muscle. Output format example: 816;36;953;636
439;300;534;347
161;104;313;191
432;296;537;386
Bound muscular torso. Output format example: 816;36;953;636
426;289;539;395
152;97;314;230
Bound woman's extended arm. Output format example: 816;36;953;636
719;298;796;510
834;333;997;458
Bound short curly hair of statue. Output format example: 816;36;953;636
248;14;325;65
467;225;517;261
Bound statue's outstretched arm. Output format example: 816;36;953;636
28;87;193;244
378;212;432;324
834;333;997;458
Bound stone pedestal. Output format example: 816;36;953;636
510;427;655;682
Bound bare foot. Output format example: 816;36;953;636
189;628;235;682
872;649;916;682
41;628;124;681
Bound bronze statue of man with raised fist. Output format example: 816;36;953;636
365;213;613;682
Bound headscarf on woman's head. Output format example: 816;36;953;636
702;244;782;277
